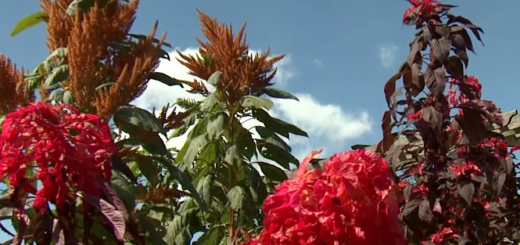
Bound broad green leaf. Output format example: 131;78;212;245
140;133;170;156
224;145;241;167
241;95;273;110
44;47;68;66
257;140;299;169
193;227;225;245
183;135;210;168
231;117;257;160
254;109;308;138
113;105;166;136
10;11;48;37
207;71;222;86
47;89;65;102
256;162;288;182
196;175;213;206
110;171;137;211
207;113;227;140
137;213;168;245
226;186;246;211
201;93;220;111
62;90;74;104
263;87;299;101
66;0;95;16
154;157;204;209
255;126;291;152
43;64;69;89
219;237;232;245
246;166;268;203
128;33;173;48
148;72;184;87
134;154;159;183
164;207;200;245
198;142;218;167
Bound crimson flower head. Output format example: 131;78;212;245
0;102;118;211
244;149;406;245
402;0;440;25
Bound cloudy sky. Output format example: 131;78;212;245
1;0;520;241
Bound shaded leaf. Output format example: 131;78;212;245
424;67;447;94
32;210;53;245
113;105;166;136
418;200;433;223
255;126;291;152
201;93;220;111
43;65;69;89
110;154;137;183
257;140;299;169
10;11;48;37
79;193;126;241
66;0;95;16
254;109;308;138
207;113;227;140
136;213;168;245
430;37;451;63
148;72;184;87
193;227;224;245
196;175;213;206
227;186;246;210
207;71;222;86
455;49;469;68
224;145;241;168
445;56;464;77
384;72;401;107
450;27;475;52
421;106;443;133
133;154;160;183
494;172;506;197
241;96;274;110
62;90;74;104
256;162;288;182
457;181;475;206
109;171;137;212
128;33;173;48
262;87;299;101
246;166;268;203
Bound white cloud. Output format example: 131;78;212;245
379;44;399;68
131;47;372;164
312;59;323;68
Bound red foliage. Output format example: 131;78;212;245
382;1;520;244
244;149;406;245
0;102;117;211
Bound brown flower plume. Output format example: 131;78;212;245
176;10;285;106
41;0;166;120
0;55;35;115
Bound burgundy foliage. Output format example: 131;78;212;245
378;0;520;244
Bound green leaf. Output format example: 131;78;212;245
256;162;288;182
254;109;308;138
257;140;299;169
113;105;166;136
224;145;241;168
183;135;210;167
47;89;65;102
43;64;69;89
128;33;173;48
154;157;205;209
201;93;220;111
207;113;227;140
226;186;246;211
66;0;95;16
246;166;268;203
137;213;168;245
148;72;184;87
10;11;48;37
196;175;213;206
193;227;224;245
241;95;273;110
262;87;299;101
165;207;200;245
255;126;291;152
134;154;160;183
139;133;170;156
207;71;222;86
198;142;218;167
110;171;137;211
44;47;68;66
63;90;74;104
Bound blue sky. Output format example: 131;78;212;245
1;0;520;242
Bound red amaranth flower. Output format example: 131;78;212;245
245;149;406;245
402;0;440;25
0;102;118;211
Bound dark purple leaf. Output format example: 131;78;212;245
445;56;464;77
78;193;126;242
12;214;26;245
494;172;506;197
102;182;129;222
421;106;443;133
450;26;475;52
430;37;451;63
418;200;433;223
32;210;53;245
458;181;475;206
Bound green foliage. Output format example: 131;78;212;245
10;11;48;37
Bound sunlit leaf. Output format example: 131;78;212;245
10;11;48;37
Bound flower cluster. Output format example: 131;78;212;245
244;149;406;245
0;102;118;211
